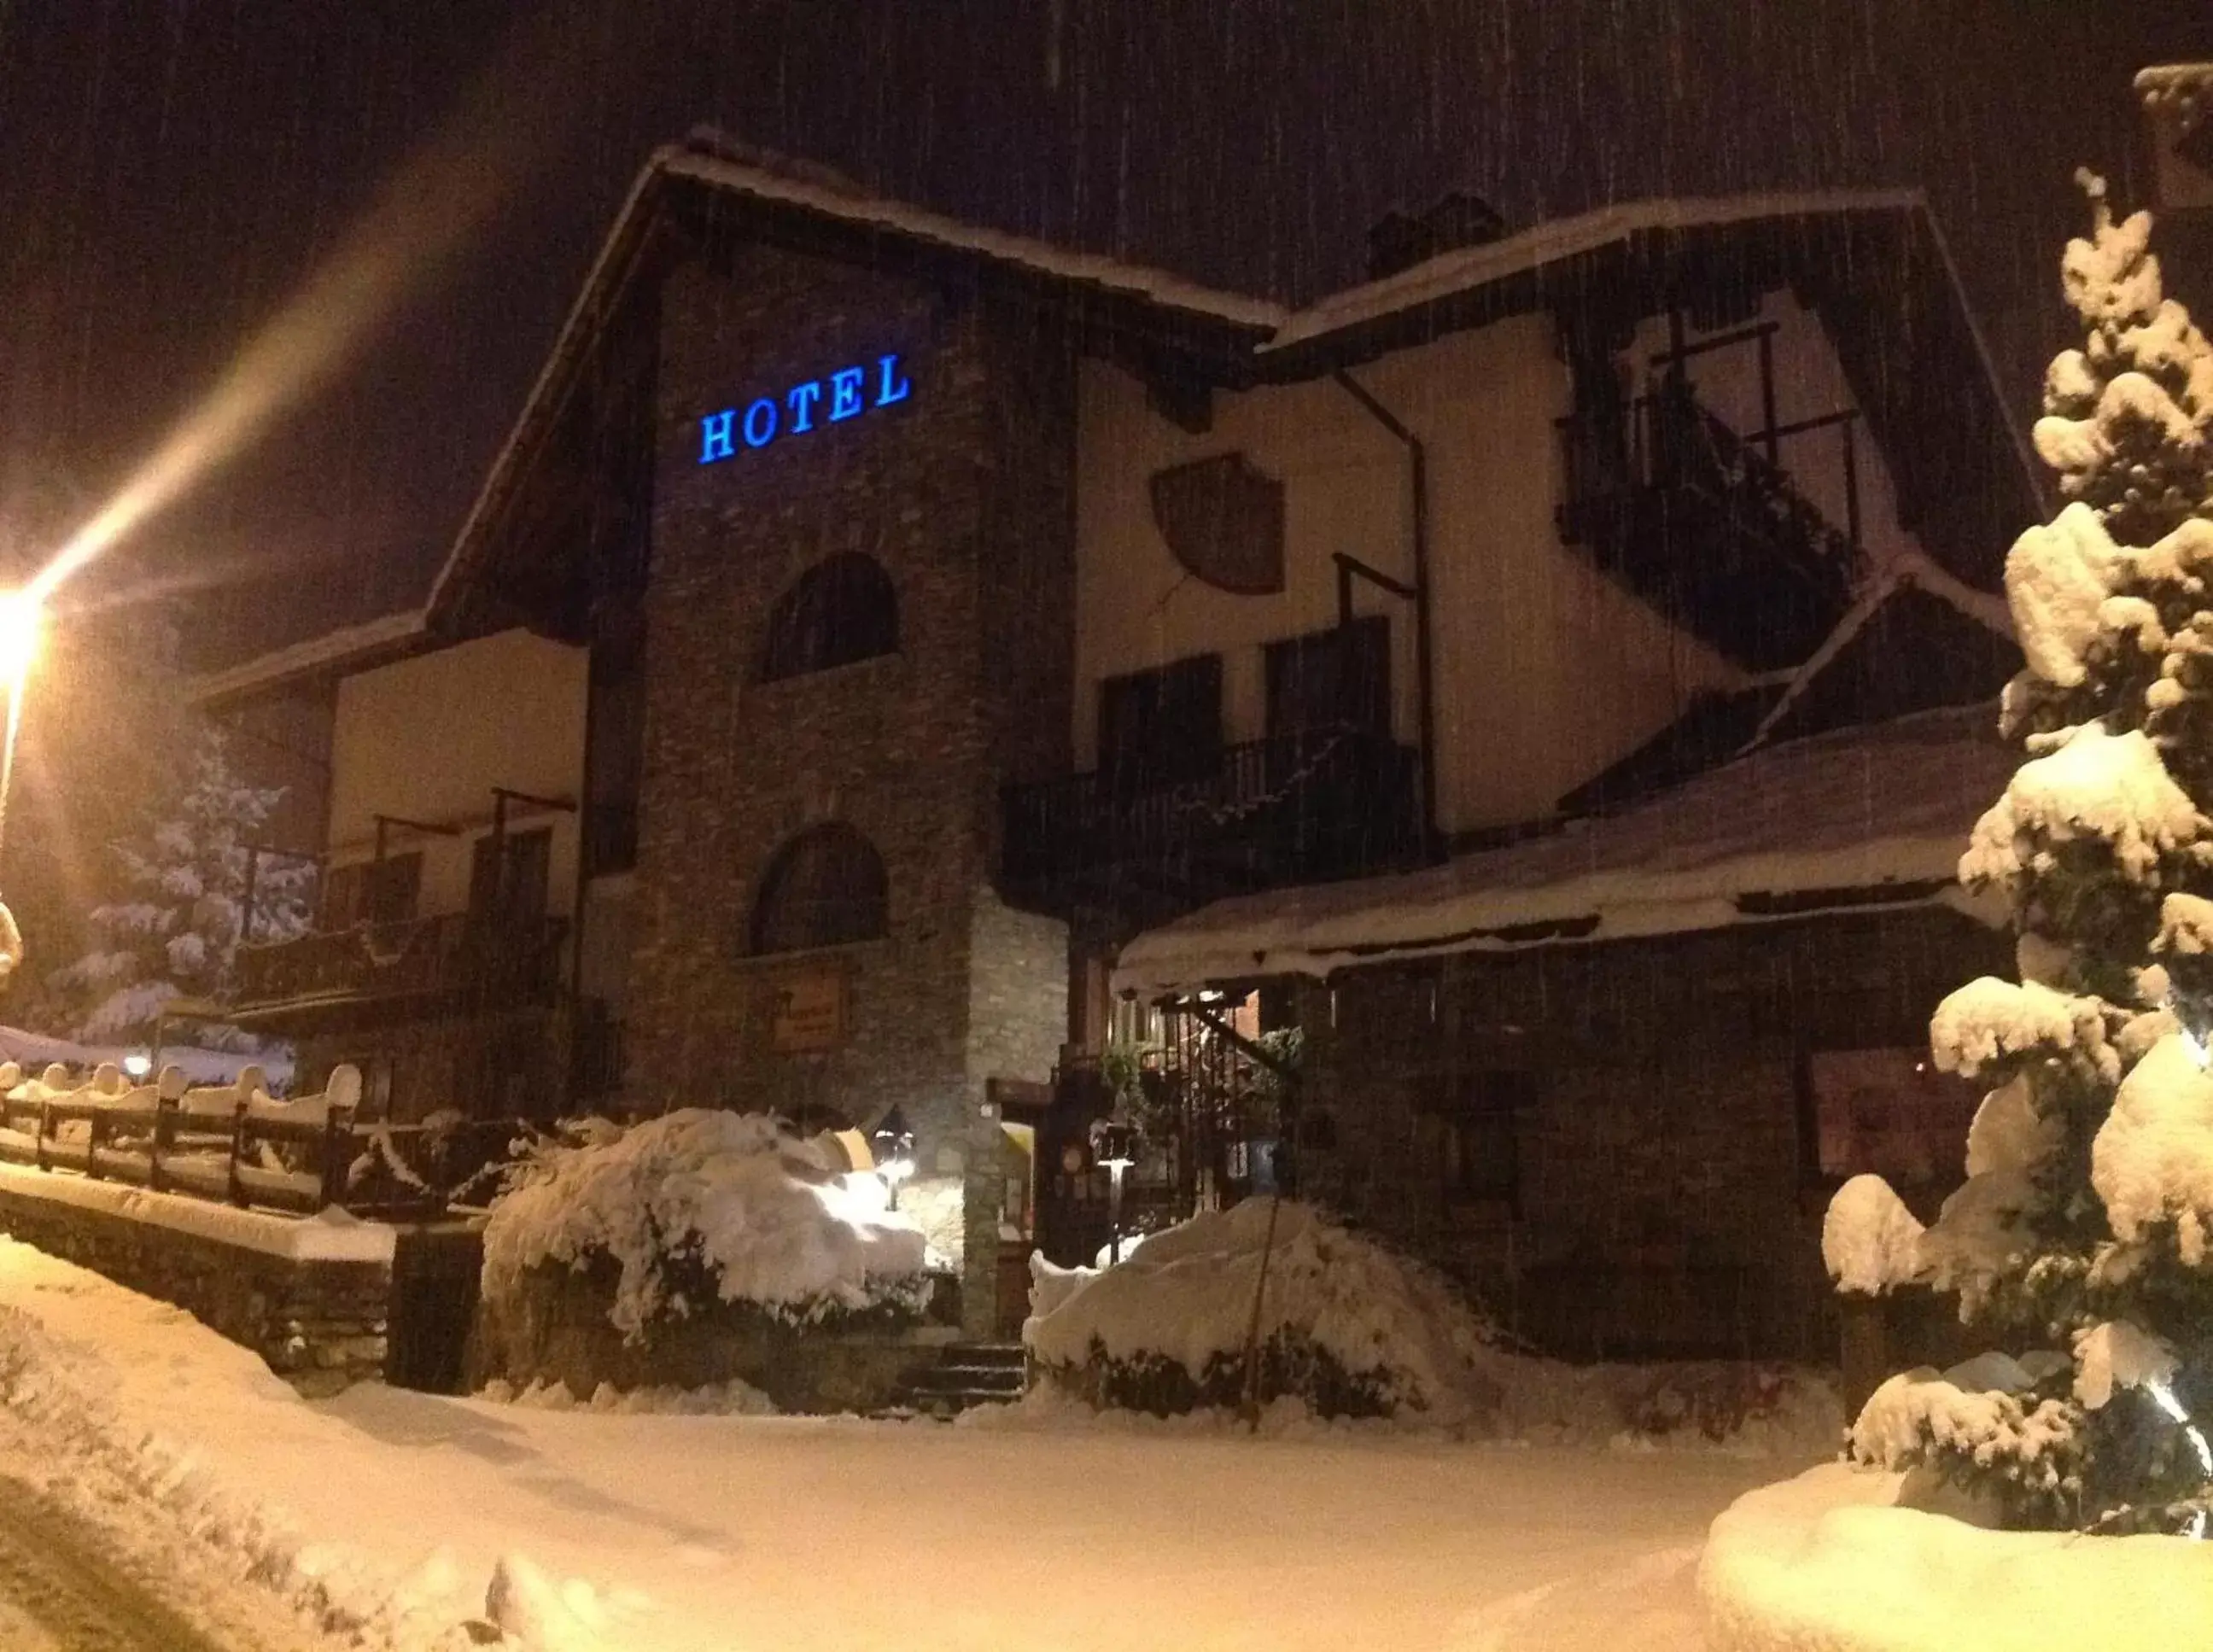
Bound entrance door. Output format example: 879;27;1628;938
987;1078;1050;1339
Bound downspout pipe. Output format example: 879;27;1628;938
1331;370;1440;861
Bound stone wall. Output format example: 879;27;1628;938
0;1176;390;1396
622;234;1077;1334
470;1252;960;1414
1293;905;2012;1363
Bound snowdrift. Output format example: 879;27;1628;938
1026;1200;1504;1421
1699;1462;2213;1652
481;1110;928;1340
1025;1200;1844;1447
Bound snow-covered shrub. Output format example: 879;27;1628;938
1025;1199;1504;1425
481;1110;929;1342
1834;173;2213;1536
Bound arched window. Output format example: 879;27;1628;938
749;823;888;954
758;553;898;682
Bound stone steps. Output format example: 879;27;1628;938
884;1340;1027;1419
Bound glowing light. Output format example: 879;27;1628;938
121;1054;152;1080
0;593;42;686
2147;1379;2213;1540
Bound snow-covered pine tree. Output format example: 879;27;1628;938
46;723;312;1043
1831;172;2213;1535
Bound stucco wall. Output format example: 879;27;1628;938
1073;313;1749;835
327;629;589;917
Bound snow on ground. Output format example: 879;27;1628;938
0;1234;1819;1651
1700;1462;2213;1652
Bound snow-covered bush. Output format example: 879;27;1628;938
1025;1199;1505;1424
1833;173;2213;1535
481;1110;930;1342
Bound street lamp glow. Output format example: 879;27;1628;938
0;592;44;686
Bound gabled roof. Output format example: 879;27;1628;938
204;135;2040;700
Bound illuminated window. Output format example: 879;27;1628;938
750;824;888;954
758;553;897;682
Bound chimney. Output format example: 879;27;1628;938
1365;191;1508;281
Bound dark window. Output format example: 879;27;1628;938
1265;616;1390;738
758;553;898;682
1804;1048;1978;1186
1097;653;1222;788
469;828;551;926
324;854;422;928
750;824;888;954
1430;1071;1533;1211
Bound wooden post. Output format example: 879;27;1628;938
1842;417;1862;553
1757;328;1778;468
319;1105;355;1211
148;1066;188;1193
227;1097;249;1206
1239;1193;1286;1433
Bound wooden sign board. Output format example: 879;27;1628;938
771;972;844;1054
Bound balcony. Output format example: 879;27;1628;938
1001;725;1420;922
1556;381;1859;671
229;912;568;1033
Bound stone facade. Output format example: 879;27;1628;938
0;1180;390;1396
1292;905;2012;1362
622;239;1075;1333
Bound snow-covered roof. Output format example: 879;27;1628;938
202;143;2024;698
1262;187;1928;354
0;1024;293;1090
659;146;1288;331
184;607;426;711
1743;548;2015;751
1112;703;2016;997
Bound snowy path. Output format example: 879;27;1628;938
0;1472;242;1651
324;1387;1783;1649
0;1236;1811;1650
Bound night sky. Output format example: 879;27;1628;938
3;1;2212;667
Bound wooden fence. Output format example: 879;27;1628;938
0;1059;497;1219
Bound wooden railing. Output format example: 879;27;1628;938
1002;724;1419;916
231;912;567;1019
0;1059;527;1219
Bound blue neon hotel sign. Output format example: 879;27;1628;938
698;353;912;464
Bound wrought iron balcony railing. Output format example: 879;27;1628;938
1556;381;1859;670
1001;723;1419;919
